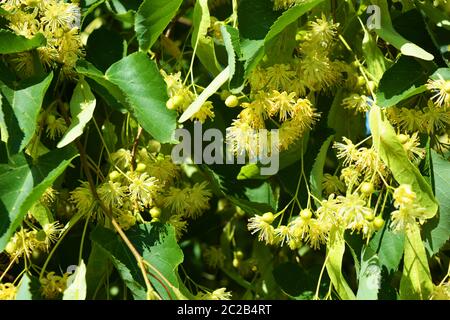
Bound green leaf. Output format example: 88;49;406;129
264;0;326;44
356;247;381;300
105;52;177;143
310;135;334;202
15;273;41;300
57;79;96;148
86;243;112;299
90;223;184;300
28;202;53;228
369;227;405;273
238;0;280;40
239;0;325;76
191;0;222;76
371;0;434;61
400;223;434;300
369;105;438;219
63;260;87;300
0;30;46;54
325;226;356;300
273;262;315;298
415;0;450;30
86;27;123;72
423;151;450;255
15;274;33;300
221;25;245;93
376;56;435;108
135;0;183;51
0;73;53;155
244;182;278;211
76;60;128;112
362;25;390;83
0;147;79;252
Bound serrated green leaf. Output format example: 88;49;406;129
221;25;245;92
63;260;87;300
369;227;405;273
0;30;46;54
376;56;435;108
356;247;381;300
423;151;450;255
135;0;183;51
310;135;334;202
0;147;79;252
325;226;356;300
15;274;41;300
400;223;433;300
90;223;184;300
0;73;53;155
105;52;177;143
58;79;96;148
369;105;438;219
371;0;434;61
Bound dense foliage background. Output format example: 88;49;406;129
0;0;449;300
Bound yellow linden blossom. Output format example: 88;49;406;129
0;283;17;300
247;212;276;245
427;76;450;107
5;0;83;76
342;94;370;114
390;185;427;232
146;155;180;185
197;288;232;300
115;211;137;231
203;246;226;269
128;173;160;208
163;182;211;219
167;214;188;240
40;272;69;299
191;101;215;124
5;228;37;260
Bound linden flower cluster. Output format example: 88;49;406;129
1;0;83;76
5;187;63;261
40;271;69;299
248;192;384;251
161;70;215;123
5;222;63;260
70;142;212;239
333;133;425;190
390;184;427;232
226;16;354;155
387;103;450;136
